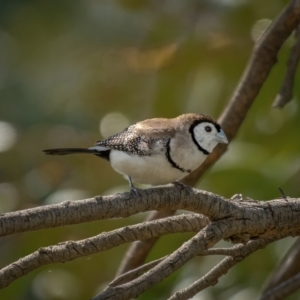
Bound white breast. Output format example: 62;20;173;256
109;150;186;185
110;137;206;185
169;136;208;172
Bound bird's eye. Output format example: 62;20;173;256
205;126;212;132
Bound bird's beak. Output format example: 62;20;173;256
214;129;228;144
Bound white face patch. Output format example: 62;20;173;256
192;122;219;154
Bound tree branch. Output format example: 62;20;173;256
261;237;300;299
92;215;298;300
2;186;300;238
1;186;300;295
0;213;208;289
115;210;175;276
0;187;196;237
110;256;167;287
168;236;284;300
92;222;227;300
272;23;300;108
260;272;300;300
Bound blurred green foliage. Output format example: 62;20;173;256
0;0;299;299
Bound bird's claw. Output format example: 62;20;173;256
130;187;142;197
173;181;190;190
230;194;243;201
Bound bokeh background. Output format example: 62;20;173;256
0;0;300;299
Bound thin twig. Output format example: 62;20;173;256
110;256;167;287
278;187;288;200
260;272;300;300
272;23;300;108
260;237;300;297
201;247;239;256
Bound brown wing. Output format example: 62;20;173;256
95;118;177;156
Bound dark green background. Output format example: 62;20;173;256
0;1;299;299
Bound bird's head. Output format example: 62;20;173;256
189;117;228;154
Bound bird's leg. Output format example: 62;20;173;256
127;176;141;196
128;176;135;189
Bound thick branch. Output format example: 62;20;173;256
1;187;300;238
0;187;206;236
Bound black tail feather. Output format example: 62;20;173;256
43;148;93;155
43;148;111;161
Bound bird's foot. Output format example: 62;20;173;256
130;186;142;197
230;194;243;201
127;176;142;197
230;194;255;202
172;181;190;190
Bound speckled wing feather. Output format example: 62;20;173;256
96;118;177;156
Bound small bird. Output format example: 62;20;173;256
43;113;228;192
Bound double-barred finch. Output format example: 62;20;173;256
43;113;228;192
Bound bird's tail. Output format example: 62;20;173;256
43;148;98;156
43;147;111;161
